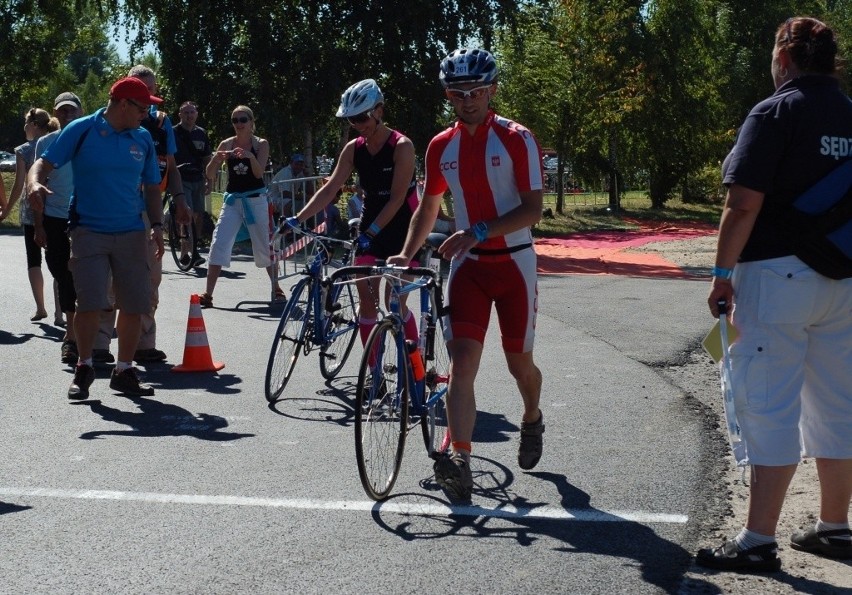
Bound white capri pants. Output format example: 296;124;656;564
730;255;852;465
208;194;273;268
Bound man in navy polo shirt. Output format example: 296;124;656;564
28;77;171;400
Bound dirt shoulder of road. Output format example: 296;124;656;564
634;235;851;594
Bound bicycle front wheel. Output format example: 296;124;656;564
420;287;451;456
265;278;312;402
319;279;359;380
169;207;198;272
355;319;409;501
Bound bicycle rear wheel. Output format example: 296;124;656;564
265;278;311;402
419;287;451;456
355;319;409;501
168;206;198;272
319;279;359;379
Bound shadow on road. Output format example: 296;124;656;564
266;377;357;427
72;397;254;442
0;501;32;515
0;325;64;346
372;461;720;594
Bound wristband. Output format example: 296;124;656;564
367;222;381;237
173;192;185;198
472;221;488;243
151;222;163;229
712;266;733;280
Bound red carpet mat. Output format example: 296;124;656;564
535;220;717;278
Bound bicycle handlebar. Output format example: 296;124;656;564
329;265;438;283
273;221;353;250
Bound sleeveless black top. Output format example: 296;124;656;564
225;140;265;194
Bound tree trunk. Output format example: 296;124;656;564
608;130;620;210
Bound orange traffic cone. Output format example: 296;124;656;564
172;294;225;373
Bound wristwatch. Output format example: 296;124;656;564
470;221;488;243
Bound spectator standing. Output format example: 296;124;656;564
31;92;85;361
269;153;314;219
96;65;190;365
3;108;60;323
28;77;170;399
346;177;364;223
389;48;545;501
174;100;212;267
696;17;852;571
200;105;284;307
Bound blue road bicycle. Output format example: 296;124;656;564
329;263;451;500
264;224;359;402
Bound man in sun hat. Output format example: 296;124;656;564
28;76;168;400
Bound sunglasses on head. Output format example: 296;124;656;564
445;84;492;102
347;110;373;125
231;116;251;124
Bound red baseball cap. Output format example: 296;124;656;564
109;77;163;105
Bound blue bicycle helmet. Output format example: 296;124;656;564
439;48;498;88
336;79;384;118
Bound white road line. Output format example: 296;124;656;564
0;487;687;524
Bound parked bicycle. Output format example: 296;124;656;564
264;224;359;402
162;190;198;272
328;263;450;500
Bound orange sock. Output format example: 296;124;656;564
452;441;472;455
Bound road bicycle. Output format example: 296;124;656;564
264;224;359;402
328;263;450;500
162;190;198;272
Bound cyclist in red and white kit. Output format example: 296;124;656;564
389;48;545;500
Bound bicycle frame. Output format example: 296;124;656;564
331;265;447;431
162;191;197;272
339;263;451;499
264;224;358;402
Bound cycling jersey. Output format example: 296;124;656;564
424;111;543;260
424;110;543;351
353;129;418;259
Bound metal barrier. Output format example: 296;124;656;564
208;167;329;283
267;175;327;283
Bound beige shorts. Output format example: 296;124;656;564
69;227;151;314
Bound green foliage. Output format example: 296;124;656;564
680;163;726;204
107;0;528;166
0;0;121;149
3;0;851;209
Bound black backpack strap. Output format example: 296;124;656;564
71;125;92;160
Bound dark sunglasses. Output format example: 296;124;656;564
126;98;149;113
347;111;372;125
231;116;251;124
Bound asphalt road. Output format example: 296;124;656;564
0;231;728;594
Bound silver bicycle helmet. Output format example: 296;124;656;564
439;48;498;88
336;79;384;118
